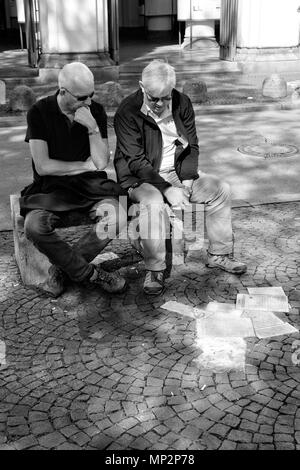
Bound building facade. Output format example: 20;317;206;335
1;0;300;76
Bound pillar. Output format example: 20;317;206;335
220;0;300;73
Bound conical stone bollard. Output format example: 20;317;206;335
262;74;287;99
8;85;36;112
183;79;208;103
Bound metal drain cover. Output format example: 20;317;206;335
238;142;299;159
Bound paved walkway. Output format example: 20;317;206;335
1;81;300;450
0;201;299;450
1;106;300;230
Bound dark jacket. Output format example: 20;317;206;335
114;88;200;192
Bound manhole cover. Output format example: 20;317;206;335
238;142;298;159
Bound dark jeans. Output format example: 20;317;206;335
24;198;128;282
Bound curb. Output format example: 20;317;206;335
193;100;300;115
0;115;27;127
232;196;300;209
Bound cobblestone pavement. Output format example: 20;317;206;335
0;202;300;451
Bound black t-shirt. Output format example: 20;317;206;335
25;91;108;165
20;92;127;216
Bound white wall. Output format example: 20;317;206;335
237;0;300;48
39;0;108;53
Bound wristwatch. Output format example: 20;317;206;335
88;127;100;136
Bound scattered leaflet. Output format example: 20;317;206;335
236;293;289;313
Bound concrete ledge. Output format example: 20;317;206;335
232;195;300;209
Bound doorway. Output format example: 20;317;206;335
0;0;25;51
118;0;182;63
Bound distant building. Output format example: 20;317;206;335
1;0;300;76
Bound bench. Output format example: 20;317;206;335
10;194;94;286
10;194;205;287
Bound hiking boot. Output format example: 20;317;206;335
36;265;66;298
89;265;127;294
206;253;247;274
143;270;165;295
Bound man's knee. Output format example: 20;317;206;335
135;183;164;205
197;174;231;200
93;197;128;234
218;180;231;199
24;210;55;240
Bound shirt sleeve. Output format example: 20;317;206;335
25;105;48;143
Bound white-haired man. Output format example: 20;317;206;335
114;60;247;295
20;62;128;297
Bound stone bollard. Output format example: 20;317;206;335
8;85;36;112
262;74;287;99
0;80;6;105
94;81;124;108
291;87;300;102
183;79;208;103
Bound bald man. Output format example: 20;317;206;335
20;62;128;297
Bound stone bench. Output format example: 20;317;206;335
10;194;93;286
10;194;205;287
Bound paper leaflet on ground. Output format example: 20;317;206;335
252;322;298;339
247;286;286;297
242;309;298;339
205;302;243;317
196;315;255;338
195;337;247;372
161;301;255;337
160;298;297;341
236;293;289;313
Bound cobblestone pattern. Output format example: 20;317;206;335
0;202;299;450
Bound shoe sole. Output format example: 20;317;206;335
143;285;165;296
29;284;65;299
102;281;129;294
206;263;247;275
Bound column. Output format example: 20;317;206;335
220;0;300;71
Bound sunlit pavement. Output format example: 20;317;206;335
0;104;300;450
0;200;299;450
1;106;300;230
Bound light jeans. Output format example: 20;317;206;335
129;171;233;271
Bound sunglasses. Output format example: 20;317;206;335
144;90;172;104
63;87;94;102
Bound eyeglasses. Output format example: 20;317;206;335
63;87;94;102
144;90;172;104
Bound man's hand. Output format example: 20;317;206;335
182;179;193;196
74;106;98;132
84;156;97;172
163;186;189;209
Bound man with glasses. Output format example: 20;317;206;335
114;59;247;295
20;62;128;298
